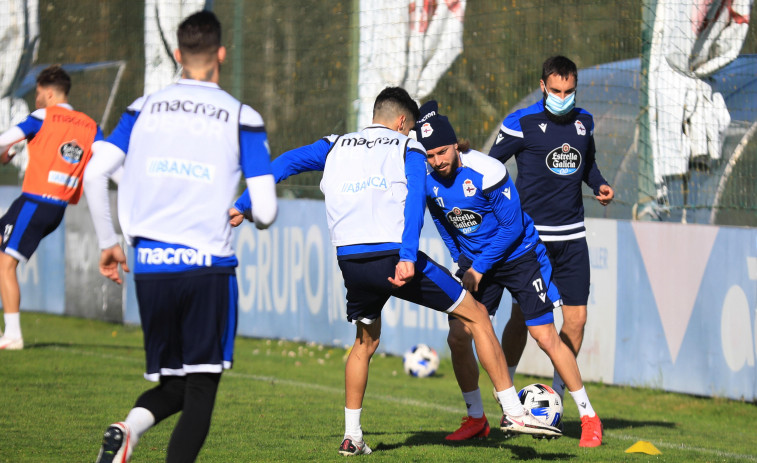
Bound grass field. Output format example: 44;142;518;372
2;312;756;462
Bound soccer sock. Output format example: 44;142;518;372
166;372;221;463
496;386;525;417
3;312;21;339
124;407;155;447
568;386;596;418
552;370;566;398
344;407;363;441
507;365;517;382
462;389;484;418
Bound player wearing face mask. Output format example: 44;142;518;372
488;56;612;448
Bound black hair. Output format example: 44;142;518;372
36;65;71;96
541;55;578;83
177;10;222;56
373;87;420;122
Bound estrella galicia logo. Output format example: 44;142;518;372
546;143;581;175
59;140;84;163
445;207;482;234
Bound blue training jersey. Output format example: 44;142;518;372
489;99;608;241
426;149;540;275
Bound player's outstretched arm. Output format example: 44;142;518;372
99;244;129;284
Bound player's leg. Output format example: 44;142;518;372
548;238;591;397
514;243;601;447
166;372;222;463
445;318;490;440
341;319;380;456
500;302;528;379
0;252;22;348
0;196;65;349
401;251;561;438
337;256;393;456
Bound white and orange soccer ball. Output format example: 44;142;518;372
402;344;440;378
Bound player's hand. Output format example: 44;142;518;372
99;244;129;284
388;260;415;288
229;207;244;227
462;268;483;293
0;147;16;165
596;184;614;206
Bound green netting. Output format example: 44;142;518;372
2;0;755;225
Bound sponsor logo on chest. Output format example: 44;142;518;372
445;207;483;234
545;143;582;175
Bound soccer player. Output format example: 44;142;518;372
230;87;561;456
85;11;277;463
489;55;611;446
0;65;104;351
417;100;603;447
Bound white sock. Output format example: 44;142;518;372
568;387;596;418
507;365;517;381
344;407;363;441
3;312;21;339
462;389;484;418
124;407;155;447
496;386;525;417
552;370;566;398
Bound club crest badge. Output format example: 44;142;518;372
575;120;586;136
421;122;433;138
462;179;476;197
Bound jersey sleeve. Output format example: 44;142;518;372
581;130;609;195
488;111;525;163
15;110;45;138
471;172;524;274
106;98;144;154
399;145;427;263
239;105;273;179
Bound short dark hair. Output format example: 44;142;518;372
36;65;71;96
177;10;222;57
373;87;420;122
541;55;578;83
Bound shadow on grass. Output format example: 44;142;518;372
372;430;574;460
23;342;141;351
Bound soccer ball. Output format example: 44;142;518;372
518;383;563;427
402;344;440;378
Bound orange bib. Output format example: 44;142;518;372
22;105;98;204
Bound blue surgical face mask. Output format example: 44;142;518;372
544;91;575;116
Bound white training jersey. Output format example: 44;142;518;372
319;125;426;247
115;80;269;257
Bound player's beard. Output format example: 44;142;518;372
542;93;576;125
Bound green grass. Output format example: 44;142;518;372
2;312;756;462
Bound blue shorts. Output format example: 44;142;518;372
544;238;590;306
135;269;238;382
456;243;561;326
337;251;465;324
0;193;66;262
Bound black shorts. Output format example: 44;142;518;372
135;269;238;381
544;238;590;306
0;194;66;262
337;251;465;325
455;243;561;326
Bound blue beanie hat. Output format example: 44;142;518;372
413;100;457;151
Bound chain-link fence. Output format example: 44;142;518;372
2;0;755;224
